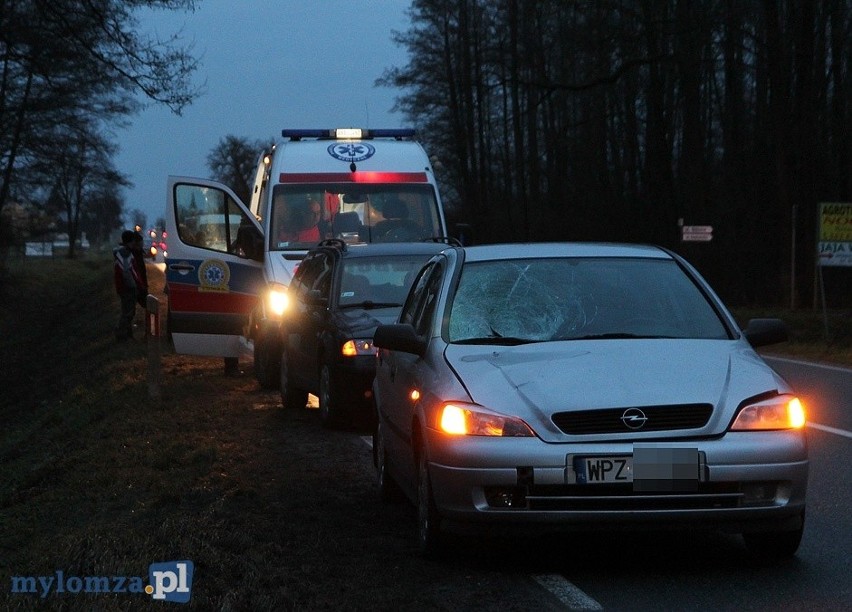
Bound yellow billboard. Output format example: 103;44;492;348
818;202;852;266
820;202;852;241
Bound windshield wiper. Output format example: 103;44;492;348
339;301;402;310
559;332;674;340
453;336;543;346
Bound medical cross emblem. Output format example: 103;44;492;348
328;142;376;162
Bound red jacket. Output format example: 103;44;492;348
113;245;143;294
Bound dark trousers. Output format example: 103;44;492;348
116;289;137;340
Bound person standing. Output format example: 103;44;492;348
130;231;149;308
113;230;143;341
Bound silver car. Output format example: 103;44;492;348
372;243;807;559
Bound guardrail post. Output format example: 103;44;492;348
146;294;161;401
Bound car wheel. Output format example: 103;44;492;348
375;414;403;503
318;364;345;428
254;334;281;389
279;348;307;410
416;444;443;558
742;519;805;561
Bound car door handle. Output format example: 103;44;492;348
169;263;195;273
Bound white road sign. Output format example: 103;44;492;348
682;225;713;242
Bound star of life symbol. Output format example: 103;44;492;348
198;259;230;292
328;141;376;162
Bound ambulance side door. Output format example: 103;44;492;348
165;176;265;358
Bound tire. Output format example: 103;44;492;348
742;519;805;561
279;348;308;410
254;334;281;389
416;444;443;558
318;363;346;428
375;414;404;503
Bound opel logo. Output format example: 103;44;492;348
621;408;648;430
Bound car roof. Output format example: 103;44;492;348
458;242;671;262
311;240;450;259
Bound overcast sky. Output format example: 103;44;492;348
115;0;412;227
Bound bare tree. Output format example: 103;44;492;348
206;135;274;205
0;0;201;262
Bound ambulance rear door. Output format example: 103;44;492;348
165;176;265;358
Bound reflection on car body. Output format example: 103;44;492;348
372;243;807;560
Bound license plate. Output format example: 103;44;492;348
574;455;633;484
633;447;700;492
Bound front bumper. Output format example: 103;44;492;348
424;428;808;533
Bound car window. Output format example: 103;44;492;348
400;261;444;336
447;258;729;342
314;254;332;300
339;255;436;307
174;184;251;255
269;183;442;249
291;253;329;299
413;264;444;336
400;262;436;327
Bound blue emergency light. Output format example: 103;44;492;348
281;128;416;141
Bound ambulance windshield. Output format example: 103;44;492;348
269;183;442;250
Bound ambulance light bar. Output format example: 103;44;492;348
281;128;416;141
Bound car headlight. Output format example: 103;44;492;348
730;395;805;431
437;402;535;437
267;284;288;317
341;339;375;357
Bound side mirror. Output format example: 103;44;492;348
305;289;328;308
374;323;426;357
742;318;788;347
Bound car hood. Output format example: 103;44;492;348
443;339;789;441
338;308;401;337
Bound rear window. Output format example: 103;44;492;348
338;255;435;307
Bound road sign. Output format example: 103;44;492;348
682;225;713;242
818;203;852;267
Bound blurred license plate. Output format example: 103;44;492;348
574;455;633;484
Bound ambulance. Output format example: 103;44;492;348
164;128;449;387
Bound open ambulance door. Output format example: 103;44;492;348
165;176;265;358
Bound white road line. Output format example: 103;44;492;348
763;355;852;374
808;422;852;439
533;574;602;610
361;436;373;448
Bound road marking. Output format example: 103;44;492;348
533;574;602;610
763;355;852;374
361;436;373;448
808;422;852;439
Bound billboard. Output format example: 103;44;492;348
817;202;852;267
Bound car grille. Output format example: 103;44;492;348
551;403;713;435
485;482;774;511
524;483;742;511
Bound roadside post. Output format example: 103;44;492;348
146;294;161;401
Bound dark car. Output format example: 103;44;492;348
278;239;450;427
